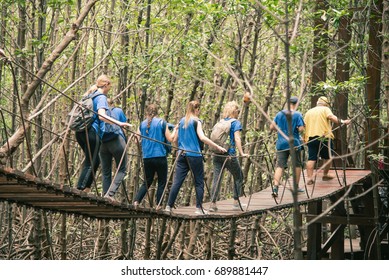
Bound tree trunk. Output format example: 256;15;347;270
365;0;383;168
118;1;131;113
334;15;353;167
383;0;389;162
102;0;116;73
33;0;48;175
165;13;193;122
310;0;328;105
60;214;67;260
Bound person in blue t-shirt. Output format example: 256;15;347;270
133;104;177;209
269;96;305;197
209;101;248;212
164;101;226;215
99;98;130;202
75;74;131;195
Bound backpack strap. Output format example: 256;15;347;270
90;90;104;99
226;118;236;140
223;118;236;151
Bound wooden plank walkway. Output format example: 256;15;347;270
0;166;371;220
173;169;372;219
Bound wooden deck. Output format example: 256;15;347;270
0;166;371;220
173;169;372;218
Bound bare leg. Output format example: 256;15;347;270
322;159;332;175
273;167;284;186
322;159;335;180
306;160;316;184
295;167;302;186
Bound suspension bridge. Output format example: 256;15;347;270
0;165;372;220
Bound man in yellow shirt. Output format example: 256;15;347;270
304;96;351;184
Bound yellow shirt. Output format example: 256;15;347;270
303;105;334;142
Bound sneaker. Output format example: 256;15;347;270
133;201;139;209
104;194;116;203
297;188;305;193
164;205;172;213
195;208;208;215
232;203;247;210
322;174;335;181
209;203;218;212
272;185;279;197
83;187;91;193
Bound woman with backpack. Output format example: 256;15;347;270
133;104;176;209
209;101;248;212
164;100;226;215
75;74;131;194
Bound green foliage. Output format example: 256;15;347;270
47;0;75;9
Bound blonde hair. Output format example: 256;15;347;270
83;84;98;96
222;101;239;118
96;74;111;88
184;100;200;128
82;74;111;97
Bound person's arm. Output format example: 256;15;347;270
269;122;277;131
98;108;132;128
165;124;178;143
269;118;278;131
327;113;351;125
234;130;248;157
195;121;226;153
136;127;141;142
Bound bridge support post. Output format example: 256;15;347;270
306;201;322;259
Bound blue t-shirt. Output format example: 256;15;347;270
140;117;166;158
177;117;202;157
110;107;127;140
273;110;304;151
91;92;109;139
225;117;242;155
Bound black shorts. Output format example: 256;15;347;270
307;137;333;161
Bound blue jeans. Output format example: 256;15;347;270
167;154;204;208
75;128;101;190
211;154;243;202
134;157;168;205
99;136;128;197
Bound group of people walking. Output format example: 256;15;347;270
270;96;351;197
74;74;351;214
74;75;248;215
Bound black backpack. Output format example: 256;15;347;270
67;91;103;132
